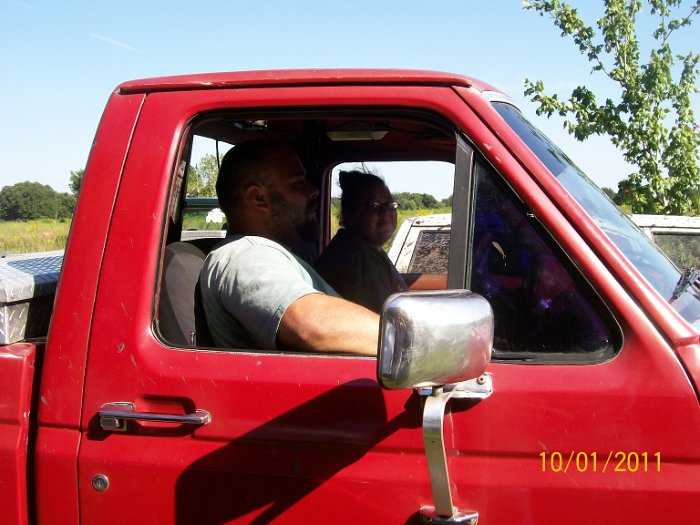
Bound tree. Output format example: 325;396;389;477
69;169;85;195
394;193;420;210
523;0;700;215
393;192;444;210
421;193;439;208
187;154;219;197
0;182;74;220
440;194;454;208
601;186;618;199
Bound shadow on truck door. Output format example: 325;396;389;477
174;379;424;524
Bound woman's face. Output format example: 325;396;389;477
344;182;398;249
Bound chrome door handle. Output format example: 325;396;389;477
98;402;211;432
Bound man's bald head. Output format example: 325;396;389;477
216;139;299;221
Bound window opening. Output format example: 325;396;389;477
469;160;621;362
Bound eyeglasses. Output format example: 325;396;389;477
365;200;399;212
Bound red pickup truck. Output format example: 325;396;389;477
2;69;699;525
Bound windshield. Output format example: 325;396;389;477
493;102;700;329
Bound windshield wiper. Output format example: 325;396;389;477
670;267;699;302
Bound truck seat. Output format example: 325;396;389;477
159;241;207;347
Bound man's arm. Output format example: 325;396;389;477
277;294;380;356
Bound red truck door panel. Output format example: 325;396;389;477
0;343;36;525
76;83;700;524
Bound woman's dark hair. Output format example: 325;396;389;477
338;170;386;213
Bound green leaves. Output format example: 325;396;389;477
69;169;85;195
524;0;700;215
393;192;450;210
186;153;219;198
0;182;75;221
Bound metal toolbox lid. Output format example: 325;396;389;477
0;251;64;304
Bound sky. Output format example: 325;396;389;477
1;0;698;196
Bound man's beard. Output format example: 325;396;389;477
298;213;320;243
269;191;319;247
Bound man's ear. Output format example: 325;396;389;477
245;183;272;212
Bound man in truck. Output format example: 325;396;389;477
199;139;379;355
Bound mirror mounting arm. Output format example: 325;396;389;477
418;374;493;525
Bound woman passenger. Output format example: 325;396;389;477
315;170;407;313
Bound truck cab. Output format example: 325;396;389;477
12;70;699;524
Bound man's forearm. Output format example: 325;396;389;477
278;294;380;355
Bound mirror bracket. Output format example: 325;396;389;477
417;373;493;399
419;374;492;524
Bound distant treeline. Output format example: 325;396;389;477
332;192;452;211
1;180;450;222
0;170;83;221
0;182;75;221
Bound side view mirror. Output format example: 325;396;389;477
377;290;494;525
378;290;493;390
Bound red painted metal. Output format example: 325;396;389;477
33;428;81;525
74;80;698;524
1;70;695;523
676;341;700;396
39;90;146;428
33;90;146;524
116;68;501;95
78;84;471;524
0;343;36;525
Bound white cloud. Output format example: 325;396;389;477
88;33;142;53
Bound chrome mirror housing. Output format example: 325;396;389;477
378;290;493;390
378;290;494;523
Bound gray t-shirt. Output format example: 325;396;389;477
199;235;338;349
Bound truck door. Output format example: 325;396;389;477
76;82;700;525
75;85;468;525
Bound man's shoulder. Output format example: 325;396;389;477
211;235;290;258
203;235;300;279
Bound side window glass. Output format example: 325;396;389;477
469;161;620;362
158;112;458;351
179;136;231;243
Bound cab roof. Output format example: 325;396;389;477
116;68;499;95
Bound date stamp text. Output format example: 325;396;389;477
540;451;661;473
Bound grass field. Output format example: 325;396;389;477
0;219;71;255
331;206;451;238
183;206;451;237
1;207;449;256
5;209;695;273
